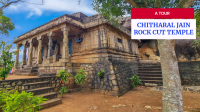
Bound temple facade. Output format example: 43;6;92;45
13;12;140;96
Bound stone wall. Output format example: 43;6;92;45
179;61;200;86
70;24;139;64
0;76;76;92
111;61;138;95
80;56;138;96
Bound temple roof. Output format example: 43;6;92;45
14;12;140;43
70;12;88;19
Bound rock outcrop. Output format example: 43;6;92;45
118;16;200;61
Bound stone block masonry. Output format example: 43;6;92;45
80;57;138;96
0;76;77;92
179;61;200;86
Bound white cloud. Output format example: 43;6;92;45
15;25;22;30
9;5;18;10
6;0;97;18
26;6;43;18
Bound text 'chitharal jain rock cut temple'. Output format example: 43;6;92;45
13;12;140;96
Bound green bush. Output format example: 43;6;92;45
0;89;47;112
74;69;86;85
129;75;141;88
97;70;104;78
59;86;67;98
57;69;71;83
57;69;71;97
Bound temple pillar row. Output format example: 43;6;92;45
17;27;71;66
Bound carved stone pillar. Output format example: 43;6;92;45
28;39;33;65
44;45;48;61
53;43;59;62
131;41;136;54
62;27;70;62
114;35;118;49
47;32;55;63
135;42;139;55
102;27;108;47
14;44;20;67
22;41;27;65
37;36;43;64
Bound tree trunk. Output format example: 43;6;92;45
157;39;183;112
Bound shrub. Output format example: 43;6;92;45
57;69;71;83
0;89;11;107
74;69;86;85
0;89;47;112
0;41;18;80
57;69;71;97
59;86;67;98
97;70;104;78
129;75;141;88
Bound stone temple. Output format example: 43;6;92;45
13;12;140;96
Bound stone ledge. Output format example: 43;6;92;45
0;76;56;82
38;98;62;109
139;60;161;64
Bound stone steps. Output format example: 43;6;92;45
37;92;58;100
138;76;163;80
15;72;38;76
16;66;39;76
137;73;162;77
38;98;62;109
138;65;161;68
38;73;56;77
24;81;62;110
31;70;38;72
26;87;54;95
22;81;50;90
138;68;161;71
19;70;32;73
138;71;162;74
23;67;33;70
137;64;163;86
142;80;163;83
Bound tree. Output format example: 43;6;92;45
0;40;17;80
191;10;200;48
0;0;44;10
0;0;44;36
79;0;198;111
0;10;14;36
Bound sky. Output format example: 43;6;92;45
2;0;199;63
2;0;97;62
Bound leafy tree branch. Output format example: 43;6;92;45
0;0;44;10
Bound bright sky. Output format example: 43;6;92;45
2;0;97;62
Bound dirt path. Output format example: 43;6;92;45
40;86;200;112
